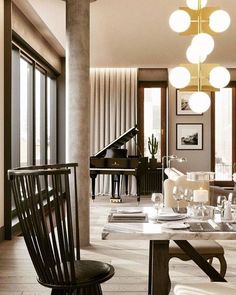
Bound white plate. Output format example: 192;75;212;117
117;209;143;214
162;222;190;230
157;214;187;221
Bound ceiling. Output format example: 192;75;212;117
27;0;236;68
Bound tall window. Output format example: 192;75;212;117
212;86;236;182
215;89;232;180
12;46;58;169
138;82;167;163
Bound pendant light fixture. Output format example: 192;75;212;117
169;0;231;113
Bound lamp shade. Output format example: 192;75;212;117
209;10;231;33
191;33;214;56
209;66;230;89
169;10;191;33
189;92;211;113
169;67;191;89
186;45;207;64
186;0;207;10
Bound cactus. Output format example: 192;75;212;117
148;134;158;159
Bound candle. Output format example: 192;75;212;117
193;188;208;203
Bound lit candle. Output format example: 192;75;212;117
193;188;208;203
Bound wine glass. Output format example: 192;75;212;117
151;193;164;214
183;188;193;207
217;195;227;217
172;186;184;213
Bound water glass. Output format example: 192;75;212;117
217;195;227;216
172;186;184;212
228;193;236;221
151;193;164;214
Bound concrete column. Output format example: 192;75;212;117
66;0;90;246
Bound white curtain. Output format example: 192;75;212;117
90;68;138;195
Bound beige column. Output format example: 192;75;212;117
66;0;90;246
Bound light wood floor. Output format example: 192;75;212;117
1;195;236;294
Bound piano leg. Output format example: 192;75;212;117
90;174;97;200
136;175;141;203
110;175;122;203
125;175;128;195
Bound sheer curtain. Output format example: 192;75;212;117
90;68;138;195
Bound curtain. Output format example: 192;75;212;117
90;68;138;195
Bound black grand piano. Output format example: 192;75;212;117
90;126;148;202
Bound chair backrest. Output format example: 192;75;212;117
8;163;79;286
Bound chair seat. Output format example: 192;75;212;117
74;260;114;286
169;240;224;255
174;283;236;295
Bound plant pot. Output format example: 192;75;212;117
149;158;157;169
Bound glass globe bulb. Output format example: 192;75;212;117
189;92;211;113
192;33;214;55
186;0;207;10
186;45;207;64
209;10;231;33
209;66;230;89
169;10;191;33
169;67;191;89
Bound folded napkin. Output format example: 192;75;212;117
112;213;146;219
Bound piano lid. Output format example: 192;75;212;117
94;126;139;158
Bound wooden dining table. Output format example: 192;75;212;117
102;207;236;295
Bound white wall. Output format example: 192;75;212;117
168;82;212;174
28;0;65;48
0;0;4;228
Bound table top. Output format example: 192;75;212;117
102;207;236;241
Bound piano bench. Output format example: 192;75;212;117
169;240;227;277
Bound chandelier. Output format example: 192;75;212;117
169;0;231;113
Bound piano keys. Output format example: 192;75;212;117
90;126;148;202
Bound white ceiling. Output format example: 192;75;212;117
27;0;236;68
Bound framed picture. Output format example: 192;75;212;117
176;123;203;150
176;90;202;115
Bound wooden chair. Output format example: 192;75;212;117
8;163;114;295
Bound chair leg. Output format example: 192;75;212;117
218;255;227;278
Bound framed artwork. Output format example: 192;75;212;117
176;90;202;115
176;123;203;150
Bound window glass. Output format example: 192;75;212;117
47;77;57;164
20;58;33;166
215;88;232;180
35;69;46;165
144;88;161;160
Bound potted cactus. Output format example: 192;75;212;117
148;134;159;168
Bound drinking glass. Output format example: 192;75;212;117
217;195;227;216
228;193;236;221
172;186;184;212
183;188;193;207
151;193;164;214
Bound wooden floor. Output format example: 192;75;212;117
1;195;236;294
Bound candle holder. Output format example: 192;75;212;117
193;202;210;220
192;187;209;219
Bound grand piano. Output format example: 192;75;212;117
90;126;148;202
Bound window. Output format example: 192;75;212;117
138;82;167;163
12;46;58;168
212;86;236;182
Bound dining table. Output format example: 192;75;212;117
102;207;236;295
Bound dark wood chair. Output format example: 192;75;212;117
8;163;114;295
